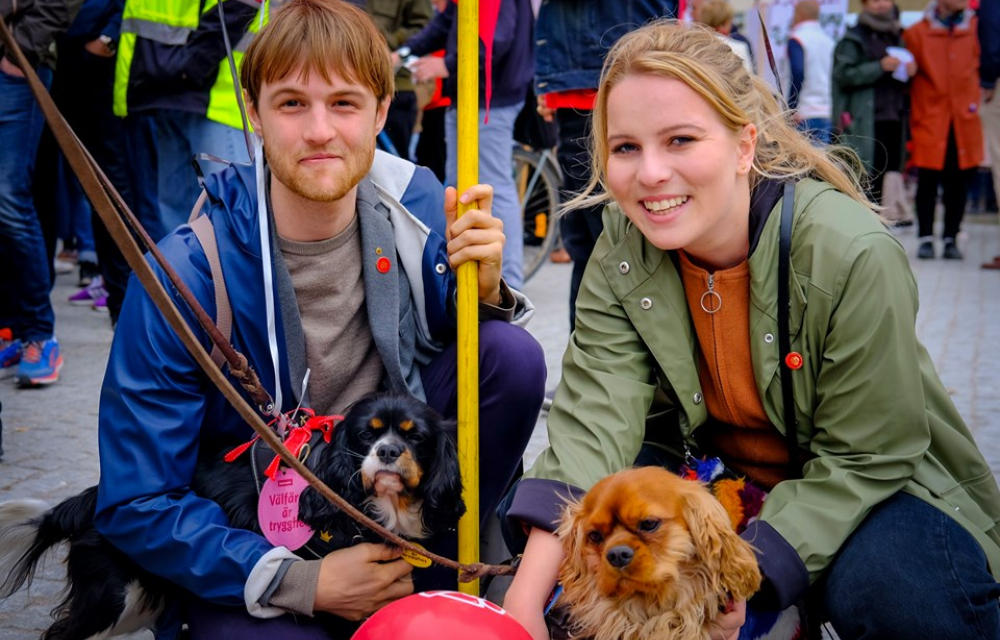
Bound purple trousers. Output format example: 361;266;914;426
186;321;546;639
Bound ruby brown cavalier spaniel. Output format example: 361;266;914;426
557;466;762;640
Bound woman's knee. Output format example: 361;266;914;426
824;493;1000;639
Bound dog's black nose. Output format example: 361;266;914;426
606;545;634;568
377;442;403;463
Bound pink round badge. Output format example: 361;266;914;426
258;467;314;550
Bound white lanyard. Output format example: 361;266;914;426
255;136;286;433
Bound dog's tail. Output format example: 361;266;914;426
0;486;98;600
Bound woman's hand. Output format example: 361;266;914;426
503;529;565;640
880;55;901;72
709;597;747;640
444;184;504;306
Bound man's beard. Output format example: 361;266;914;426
265;138;376;203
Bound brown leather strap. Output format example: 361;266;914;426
189;213;232;370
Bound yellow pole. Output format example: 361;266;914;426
455;0;480;596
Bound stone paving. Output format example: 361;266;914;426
0;216;997;638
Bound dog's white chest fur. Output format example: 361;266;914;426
87;581;164;640
363;495;426;539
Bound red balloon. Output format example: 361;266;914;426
351;591;533;639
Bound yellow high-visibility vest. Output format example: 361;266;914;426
114;0;207;117
206;0;268;130
113;0;266;124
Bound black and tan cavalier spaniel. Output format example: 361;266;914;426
0;393;465;640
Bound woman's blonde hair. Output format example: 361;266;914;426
567;21;872;213
241;0;394;108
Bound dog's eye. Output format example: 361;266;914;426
358;430;375;442
404;431;425;443
587;530;604;544
638;519;661;533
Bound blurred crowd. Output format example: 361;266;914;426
0;0;995;401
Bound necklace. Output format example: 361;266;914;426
700;273;722;314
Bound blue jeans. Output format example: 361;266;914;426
0;66;55;342
125;109;249;243
798;117;832;145
55;156;97;262
445;103;524;289
824;492;1000;639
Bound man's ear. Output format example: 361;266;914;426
246;90;262;134
736;122;757;176
374;96;390;134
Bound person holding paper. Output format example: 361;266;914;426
832;0;915;207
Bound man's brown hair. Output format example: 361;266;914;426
241;0;394;107
698;0;734;30
793;0;820;24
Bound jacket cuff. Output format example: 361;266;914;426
741;520;810;610
506;478;585;535
478;279;516;321
264;559;321;616
245;547;301;619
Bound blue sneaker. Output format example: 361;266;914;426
15;337;63;387
0;329;21;378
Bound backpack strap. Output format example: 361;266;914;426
778;182;799;478
189;194;232;370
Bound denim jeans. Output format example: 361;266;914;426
798;117;832;145
824;492;1000;639
445;102;524;289
55;157;97;262
0;65;55;342
125;109;249;243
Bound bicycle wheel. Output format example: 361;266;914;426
512;146;561;283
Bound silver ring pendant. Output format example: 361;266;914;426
700;290;722;314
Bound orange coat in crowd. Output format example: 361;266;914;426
904;6;983;170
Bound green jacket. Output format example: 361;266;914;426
366;0;432;94
831;25;907;174
522;179;1000;597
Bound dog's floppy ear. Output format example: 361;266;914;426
420;420;466;534
298;418;364;531
555;499;590;593
681;485;762;601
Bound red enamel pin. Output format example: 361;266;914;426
784;352;804;370
376;256;391;273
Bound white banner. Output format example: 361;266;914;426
745;0;849;95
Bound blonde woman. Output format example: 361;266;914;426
501;21;1000;640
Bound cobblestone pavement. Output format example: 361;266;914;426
0;217;997;638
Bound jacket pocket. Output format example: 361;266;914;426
936;471;1000;532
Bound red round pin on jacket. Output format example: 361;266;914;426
785;352;803;370
376;256;391;273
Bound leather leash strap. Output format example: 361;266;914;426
0;20;510;581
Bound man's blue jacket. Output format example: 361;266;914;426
93;151;530;632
